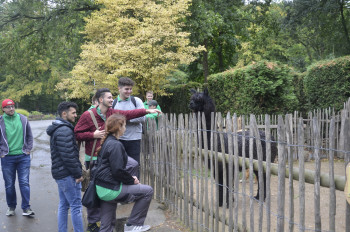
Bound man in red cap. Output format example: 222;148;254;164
0;99;34;217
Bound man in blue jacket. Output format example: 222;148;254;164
47;102;84;232
0;99;34;217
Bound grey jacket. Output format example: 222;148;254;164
113;96;145;140
0;114;33;157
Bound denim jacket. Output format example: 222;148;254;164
0;114;33;157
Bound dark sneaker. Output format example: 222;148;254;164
87;222;100;232
124;224;151;232
22;208;35;216
6;208;15;216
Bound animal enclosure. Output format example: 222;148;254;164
140;108;350;232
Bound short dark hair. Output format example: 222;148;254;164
118;77;134;87
57;102;78;117
95;88;111;101
148;100;158;107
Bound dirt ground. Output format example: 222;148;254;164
185;159;346;232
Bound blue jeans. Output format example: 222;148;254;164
1;154;31;210
56;176;84;232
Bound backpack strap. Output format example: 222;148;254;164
130;96;137;108
88;110;99;168
112;98;118;109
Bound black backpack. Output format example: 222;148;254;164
112;96;137;109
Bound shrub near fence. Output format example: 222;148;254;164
207;60;298;115
304;56;350;112
140;109;349;232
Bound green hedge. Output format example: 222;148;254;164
15;109;30;116
208;60;298;115
304;56;350;111
157;82;202;115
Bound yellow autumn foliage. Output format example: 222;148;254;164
58;0;204;99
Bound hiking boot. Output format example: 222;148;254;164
124;224;151;232
22;208;35;216
87;222;100;232
6;208;15;216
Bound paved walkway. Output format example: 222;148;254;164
0;120;189;232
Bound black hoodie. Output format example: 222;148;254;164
46;118;82;180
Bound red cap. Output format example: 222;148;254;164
2;99;15;108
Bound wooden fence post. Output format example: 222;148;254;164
277;115;286;231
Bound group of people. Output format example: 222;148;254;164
0;77;162;232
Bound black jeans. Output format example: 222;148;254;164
120;139;141;178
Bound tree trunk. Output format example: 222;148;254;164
338;0;350;54
203;39;209;83
217;44;224;72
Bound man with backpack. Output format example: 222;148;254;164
112;77;145;178
75;88;160;232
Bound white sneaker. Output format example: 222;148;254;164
124;224;151;232
6;208;15;216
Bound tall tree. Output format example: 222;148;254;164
185;0;243;82
0;0;98;102
284;0;350;60
58;0;203;99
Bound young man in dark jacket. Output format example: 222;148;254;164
47;102;84;232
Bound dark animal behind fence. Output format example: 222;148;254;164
189;88;278;206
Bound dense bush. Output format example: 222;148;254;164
304;56;350;111
30;111;43;116
208;60;298;115
157;82;202;115
292;71;308;115
15;109;30;116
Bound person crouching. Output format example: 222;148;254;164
94;114;153;232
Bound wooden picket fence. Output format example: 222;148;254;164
140;108;350;232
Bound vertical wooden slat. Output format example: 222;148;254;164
184;114;189;227
250;115;264;232
277;115;286;231
329;117;336;232
202;112;210;231
265;115;272;232
189;114;194;230
217;113;225;232
313;117;321;231
340;110;350;230
178;114;184;221
226;113;233;231
240;116;247;231
249;116;255;232
211;112;218;232
210;112;215;232
193;113;200;232
174;114;179;216
286;114;294;232
298;118;305;232
198;112;204;232
232;114;239;232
